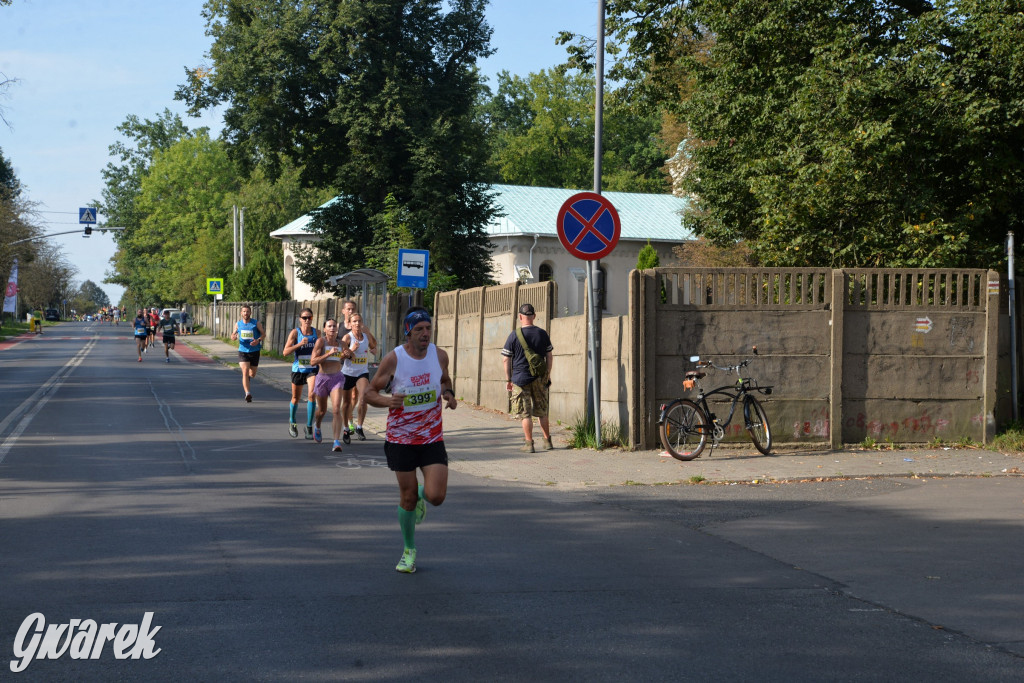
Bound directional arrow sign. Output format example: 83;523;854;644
914;316;933;333
556;192;621;261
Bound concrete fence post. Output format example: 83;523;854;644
830;269;845;449
984;270;1000;443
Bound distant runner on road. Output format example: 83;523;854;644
230;304;265;402
133;310;148;362
156;309;179;363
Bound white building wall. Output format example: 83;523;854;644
280;239;331;302
490;235;678;316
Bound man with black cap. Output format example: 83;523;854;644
502;303;554;453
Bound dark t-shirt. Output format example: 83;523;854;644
502;325;553;387
157;318;177;337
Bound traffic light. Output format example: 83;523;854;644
84;225;92;236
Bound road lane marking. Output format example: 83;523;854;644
149;380;197;472
0;339;97;465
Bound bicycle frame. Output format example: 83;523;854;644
683;355;773;448
691;382;746;445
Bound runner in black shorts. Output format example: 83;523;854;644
283;307;319;438
156;309;179;363
231;304;265;402
365;306;457;574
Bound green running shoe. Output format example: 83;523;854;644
395;548;417;573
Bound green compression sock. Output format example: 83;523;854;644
289;403;297;423
306;401;315;426
398;506;416;550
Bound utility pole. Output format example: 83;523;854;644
239;207;246;269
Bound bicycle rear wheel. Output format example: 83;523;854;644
744;395;772;455
659;399;708;461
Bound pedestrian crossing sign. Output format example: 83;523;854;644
206;278;224;295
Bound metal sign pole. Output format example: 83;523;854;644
587;0;606;449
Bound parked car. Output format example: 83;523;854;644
161;308;182;325
44;308;60;321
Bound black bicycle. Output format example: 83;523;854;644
658;347;774;461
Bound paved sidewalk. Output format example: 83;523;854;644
180;332;1024;489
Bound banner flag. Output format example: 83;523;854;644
3;258;19;314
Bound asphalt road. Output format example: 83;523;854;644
0;321;1022;681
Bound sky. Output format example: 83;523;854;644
1;0;601;307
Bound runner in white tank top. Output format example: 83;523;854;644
340;313;378;442
364;307;457;574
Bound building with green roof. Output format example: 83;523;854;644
270;184;692;316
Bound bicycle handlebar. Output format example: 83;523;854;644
697;358;752;374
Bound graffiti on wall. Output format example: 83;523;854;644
791;407;961;439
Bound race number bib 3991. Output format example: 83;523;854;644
239;330;254;340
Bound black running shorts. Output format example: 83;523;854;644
237;351;261;366
291;369;318;386
384;441;448;472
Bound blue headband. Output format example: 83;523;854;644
404;310;431;335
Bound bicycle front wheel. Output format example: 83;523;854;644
659;399;708;461
744;395;772;455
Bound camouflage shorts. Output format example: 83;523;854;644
510;380;549;419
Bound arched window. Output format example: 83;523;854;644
539;262;554;282
284;254;295;299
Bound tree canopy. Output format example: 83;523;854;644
597;0;1024;268
107;130;237;304
178;0;499;291
481;68;670;193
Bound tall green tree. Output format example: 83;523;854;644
0;147;38;295
0;146;20;200
18;243;74;310
76;280;111;311
99;110;195;235
113;132;238;304
178;0;499;291
227;249;288;301
100;110;197;301
482;69;669;193
230;161;334;301
600;0;1024;268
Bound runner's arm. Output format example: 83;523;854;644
282;329;300;355
437;348;457;410
364;351;403;409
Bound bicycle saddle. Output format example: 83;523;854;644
685;371;706;380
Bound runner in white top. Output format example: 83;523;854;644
365;306;456;574
339;313;378;443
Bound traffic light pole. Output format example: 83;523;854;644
5;226;125;246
